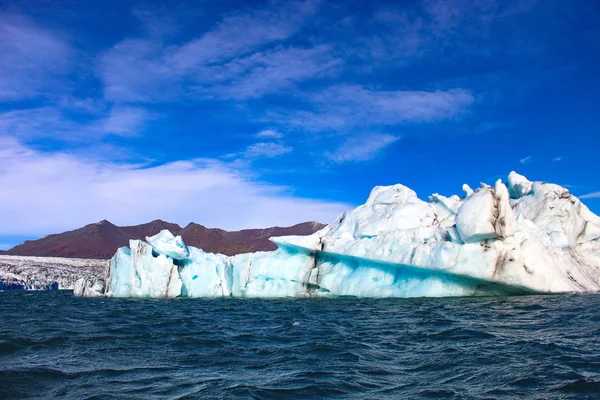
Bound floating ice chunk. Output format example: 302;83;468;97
73;278;104;297
146;230;189;260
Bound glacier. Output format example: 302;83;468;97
75;172;600;298
1;255;107;291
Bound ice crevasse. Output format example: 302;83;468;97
75;172;600;298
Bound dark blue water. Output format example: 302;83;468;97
1;292;600;399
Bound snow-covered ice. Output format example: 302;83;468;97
76;172;600;298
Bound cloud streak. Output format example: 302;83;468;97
520;156;532;164
99;106;151;136
0;106;151;141
256;129;283;139
580;192;600;199
326;133;399;163
0;13;72;101
242;142;293;159
270;85;474;131
197;45;341;100
98;1;322;103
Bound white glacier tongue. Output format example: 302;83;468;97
76;172;600;298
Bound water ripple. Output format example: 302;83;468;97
1;291;600;399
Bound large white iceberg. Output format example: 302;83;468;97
75;172;600;298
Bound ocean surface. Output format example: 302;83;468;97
1;292;600;399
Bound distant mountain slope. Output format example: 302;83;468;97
6;220;326;259
179;221;325;255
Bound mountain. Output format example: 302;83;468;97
6;220;326;259
179;221;325;255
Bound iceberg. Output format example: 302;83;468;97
75;172;600;298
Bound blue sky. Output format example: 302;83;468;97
1;0;599;249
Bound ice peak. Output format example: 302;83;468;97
366;184;418;206
507;171;533;198
462;184;474;197
145;229;189;260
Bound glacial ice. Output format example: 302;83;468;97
145;230;189;260
1;255;107;291
76;172;600;298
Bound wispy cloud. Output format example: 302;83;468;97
0;106;151;141
98;39;175;103
326;133;399;163
198;45;341;100
169;0;318;70
256;129;283;139
355;0;539;65
314;85;474;123
580;192;600;199
0;13;72;101
553;156;563;162
0;137;348;235
99;106;151;136
520;156;532;164
270;85;474;131
242;142;293;159
92;0;482;169
98;1;321;103
0;108;80;140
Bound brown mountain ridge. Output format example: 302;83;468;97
6;220;326;259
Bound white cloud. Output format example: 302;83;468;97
243;142;293;158
0;106;150;141
580;192;600;199
100;106;150;136
0;13;72;101
256;129;283;139
520;156;532;164
98;39;176;103
270;85;474;131
553;156;563;162
326;133;399;163
169;0;318;70
359;0;540;66
98;1;321;103
0;108;80;140
198;45;341;100
0;137;347;236
313;85;474;123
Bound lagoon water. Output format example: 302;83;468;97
1;291;600;399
